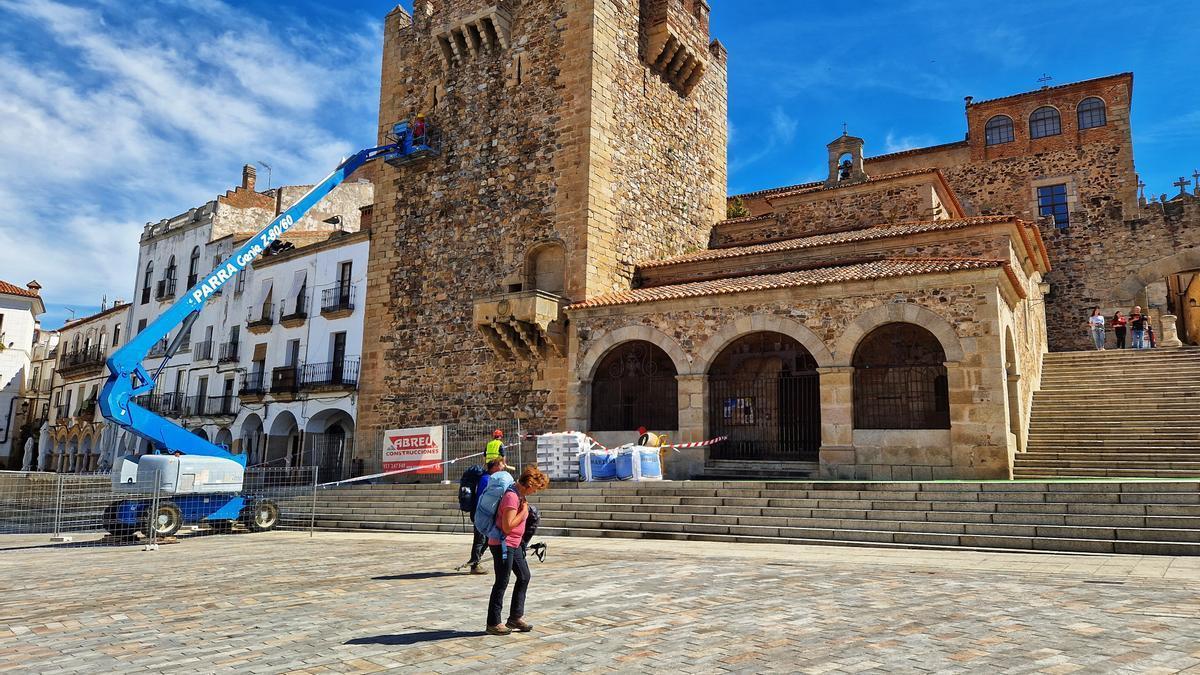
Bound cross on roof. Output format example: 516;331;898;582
1037;73;1053;85
1138;179;1146;199
1175;176;1192;194
842;122;848;135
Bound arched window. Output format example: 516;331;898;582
112;323;121;347
984;115;1014;146
852;322;949;429
141;260;154;304
590;341;678;431
527;243;566;296
165;255;177;281
1077;97;1106;129
188;246;201;286
1029;106;1061;139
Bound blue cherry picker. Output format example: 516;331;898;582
98;121;435;538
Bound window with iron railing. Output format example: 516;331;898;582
299;358;361;389
281;293;308;322
193;340;214;360
271;365;299;394
321;284;356;314
218;341;240;363
148;338;169;358
155;277;177;301
247;304;274;328
240;371;266;395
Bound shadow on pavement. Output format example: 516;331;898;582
373;571;462;581
346;630;484;645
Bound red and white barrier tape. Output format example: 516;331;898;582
666;435;728;450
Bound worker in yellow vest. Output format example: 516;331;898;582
486;429;505;462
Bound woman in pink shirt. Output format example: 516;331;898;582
486;465;549;635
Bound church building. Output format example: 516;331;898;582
356;0;1199;481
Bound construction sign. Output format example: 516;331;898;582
382;426;445;474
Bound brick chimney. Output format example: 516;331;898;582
241;164;256;191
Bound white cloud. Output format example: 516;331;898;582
882;132;937;154
0;0;380;322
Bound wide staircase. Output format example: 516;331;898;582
294;480;1200;555
1015;347;1200;479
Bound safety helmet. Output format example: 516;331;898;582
493;429;503;438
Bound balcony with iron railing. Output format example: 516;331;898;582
247;304;274;333
280;294;308;327
138;392;185;417
299;358;360;391
187;272;199;288
321;284;356;317
155;277;177;301
240;371;267;397
76;397;98;420
55;404;69;421
148;338;169;358
193;340;214;361
271;365;299;396
58;345;106;375
218;341;240;363
184;394;239;417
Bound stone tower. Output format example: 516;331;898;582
356;0;728;457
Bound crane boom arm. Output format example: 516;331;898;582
99;138;414;462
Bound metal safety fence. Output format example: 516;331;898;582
0;467;322;550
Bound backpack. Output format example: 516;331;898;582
472;470;515;544
521;504;540;549
458;464;486;513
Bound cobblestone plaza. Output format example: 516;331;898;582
4;532;1200;673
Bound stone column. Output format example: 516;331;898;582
1160;314;1184;347
946;361;1011;480
817;366;855;479
566;378;590;431
669;374;707;479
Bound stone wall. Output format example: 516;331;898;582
568;268;1024;479
356;0;730;458
772;183;936;239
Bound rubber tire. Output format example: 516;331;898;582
145;501;183;538
102;501;137;537
244;499;280;532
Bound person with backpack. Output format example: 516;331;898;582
480;465;549;635
459;458;507;574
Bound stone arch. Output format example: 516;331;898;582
578;325;691;378
1113;248;1200;303
525;240;566;296
696;315;833;371
833;303;965;365
1003;326;1021;447
214;427;233;450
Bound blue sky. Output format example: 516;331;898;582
0;0;1195;329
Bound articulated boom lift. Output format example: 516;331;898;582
98;122;434;538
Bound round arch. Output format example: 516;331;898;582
267;410;300;467
1003;327;1021;445
305;409;355;481
214;427;234;450
1113;247;1200;303
578;325;691;379
589;340;679;432
851;322;951;430
696;314;833;371
525;240;567;296
833;303;965;365
238;413;265;463
192;427;210;441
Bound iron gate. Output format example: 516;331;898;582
709;373;820;462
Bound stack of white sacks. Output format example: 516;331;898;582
535;432;583;481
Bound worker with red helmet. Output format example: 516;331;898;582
485;428;505;462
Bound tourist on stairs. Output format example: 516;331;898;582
1130;306;1149;349
1112;311;1127;349
1088;307;1106;350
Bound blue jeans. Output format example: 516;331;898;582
488;543;530;626
1090;326;1105;349
1132;329;1146;349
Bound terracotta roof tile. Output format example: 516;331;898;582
0;280;40;298
864;140;969;162
967;72;1132;107
763;168;943;201
570;257;1007;310
640;216;1014;269
729;181;824;201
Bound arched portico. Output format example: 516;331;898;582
695;315;833;369
833;303;965;364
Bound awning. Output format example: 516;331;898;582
287;269;308;300
254;278;274;307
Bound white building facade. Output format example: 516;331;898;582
0;280;45;466
46;302;132;472
124;165;371;473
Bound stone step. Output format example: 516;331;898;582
1020;453;1200;461
1014;468;1200;479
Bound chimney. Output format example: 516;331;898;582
26;280;41;293
241;164;256;191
